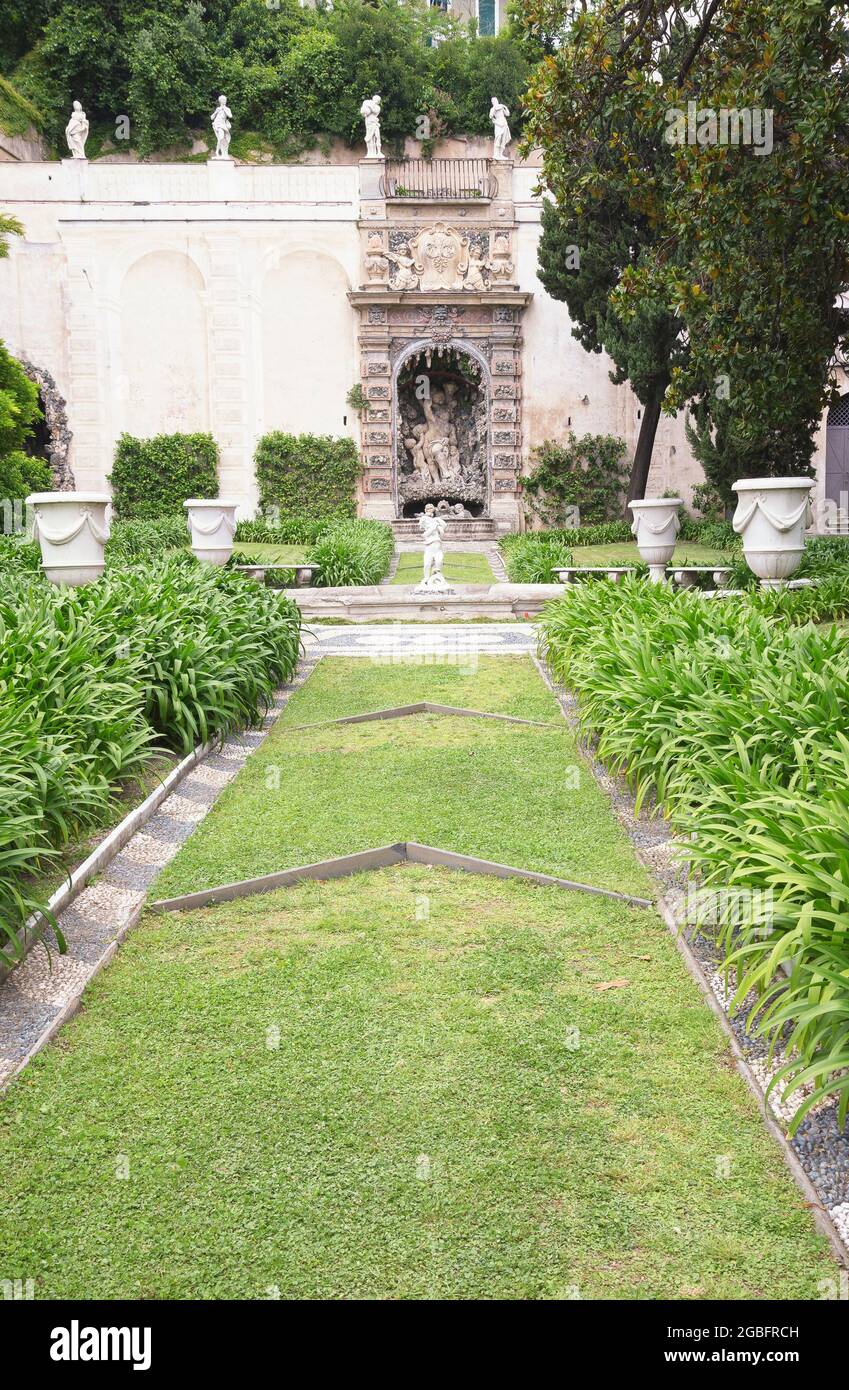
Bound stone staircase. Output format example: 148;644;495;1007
391;517;502;541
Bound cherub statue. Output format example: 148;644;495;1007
463;244;491;291
386;242;419;290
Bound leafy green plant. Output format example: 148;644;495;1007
105;515;188;563
0;559;301;963
236;516;328;546
523;433;629;527
255;432;359;522
108;432;219;520
539;576;849;1128
0;338;43;500
308;518;393;587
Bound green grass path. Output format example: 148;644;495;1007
391;550;496;585
0;658;835;1298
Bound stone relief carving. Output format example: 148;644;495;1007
397;349;487;510
364;235;389;285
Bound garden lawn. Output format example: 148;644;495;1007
153;657;650;900
391;550;496;585
0;656;837;1299
536;542;733;569
0;865;834;1299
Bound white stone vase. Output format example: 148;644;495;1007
731;477;814;588
627;497;683;582
26;491;111;586
184;498;238;565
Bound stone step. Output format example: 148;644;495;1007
391;518;501;540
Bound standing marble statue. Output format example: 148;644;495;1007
65;101;89;159
414;504;453;594
361;95;383;159
490;97;512;161
211;95;233;159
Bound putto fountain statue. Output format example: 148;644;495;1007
65;101;89;159
414;504;454;595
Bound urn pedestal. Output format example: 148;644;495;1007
26;491;110;586
731;478;814;588
184;499;238;565
627;497;683;582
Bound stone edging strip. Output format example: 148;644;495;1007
0;735;217;985
150;840;654;914
532;654;849;1270
0;658;320;1090
283;701;558;731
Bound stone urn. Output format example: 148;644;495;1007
732;477;814;588
184;498;238;565
627;497;683;582
26;491;111;586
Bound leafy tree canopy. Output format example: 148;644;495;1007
3;0;530;158
522;0;849;496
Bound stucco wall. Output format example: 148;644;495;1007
3;156;821;520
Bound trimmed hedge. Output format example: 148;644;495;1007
109;432;219;520
307;518;394;587
255;433;359;522
0;558;302;963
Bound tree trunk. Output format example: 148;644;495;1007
626;395;663;509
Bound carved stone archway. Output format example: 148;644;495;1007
392;337;491;517
350;290;529;529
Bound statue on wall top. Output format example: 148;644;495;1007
211;95;233;159
490;97;512;161
361;95;383;159
65;101;89;160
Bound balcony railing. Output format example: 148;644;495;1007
380;158;497;201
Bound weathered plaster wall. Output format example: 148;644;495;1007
5;156;827;519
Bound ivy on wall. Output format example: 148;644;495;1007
108;432;219;520
255;432;360;521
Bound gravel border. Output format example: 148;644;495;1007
533;654;849;1269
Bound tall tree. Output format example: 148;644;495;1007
537;179;685;504
522;0;849;497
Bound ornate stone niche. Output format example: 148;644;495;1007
350;177;530;526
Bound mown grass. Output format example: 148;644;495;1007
0;864;834;1299
1;656;837;1298
546;542;732;569
391;550;496;585
154;657;651;900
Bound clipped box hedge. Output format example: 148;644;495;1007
109;432;219;520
